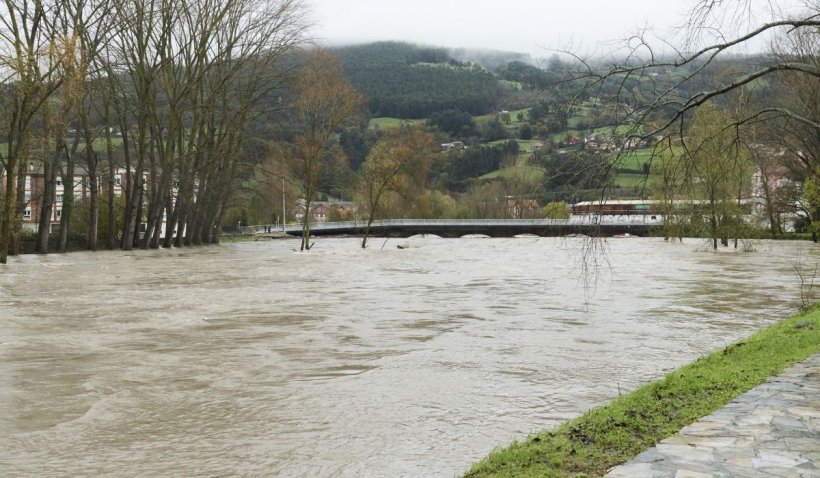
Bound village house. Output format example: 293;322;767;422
584;133;617;151
563;136;580;147
750;144;804;232
1;165;172;237
625;136;646;150
293;199;357;224
506;198;542;219
8;165;96;234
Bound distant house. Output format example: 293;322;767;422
0;165;174;237
507;198;541;219
625;137;643;150
565;136;580;146
313;203;329;223
750;144;802;231
293;199;357;224
585;133;617;151
5;165;114;234
441;141;466;151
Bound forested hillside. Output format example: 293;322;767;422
333;42;499;118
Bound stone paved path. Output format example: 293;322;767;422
605;354;820;478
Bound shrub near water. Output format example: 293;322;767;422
464;307;820;478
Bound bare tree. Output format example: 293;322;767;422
293;48;363;250
92;0;308;249
358;126;435;248
549;0;817;246
561;1;818;170
54;30;87;253
0;0;66;262
685;102;753;249
0;0;308;261
35;106;57;253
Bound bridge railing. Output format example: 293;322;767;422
245;215;665;235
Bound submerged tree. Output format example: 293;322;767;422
0;0;309;261
294;48;363;251
358;126;435;248
0;0;67;263
685;103;753;249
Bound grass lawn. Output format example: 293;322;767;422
615;149;653;171
475;108;529;126
550;125;638;144
567;109;594;129
485;138;542;151
615;145;684;172
463;305;820;477
480;141;545;181
368;117;424;129
481;165;544;182
612;173;656;189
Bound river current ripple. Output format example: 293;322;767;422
0;237;812;477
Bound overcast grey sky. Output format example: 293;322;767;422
308;0;689;58
307;0;802;59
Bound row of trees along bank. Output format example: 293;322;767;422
0;0;309;263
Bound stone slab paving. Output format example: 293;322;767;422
605;354;820;478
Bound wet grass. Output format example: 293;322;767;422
463;306;820;477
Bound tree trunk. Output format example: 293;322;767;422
1;136;24;263
103;95;117;250
81;117;99;251
122;170;143;250
12;151;29;256
301;198;312;251
710;213;718;250
0;170;15;263
58;136;80;253
361;199;381;249
106;159;116;250
164;197;178;248
88;169;99;251
36;160;56;253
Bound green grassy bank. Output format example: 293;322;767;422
464;306;820;477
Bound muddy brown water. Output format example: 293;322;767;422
0;237;812;477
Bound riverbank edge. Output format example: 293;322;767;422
462;306;820;478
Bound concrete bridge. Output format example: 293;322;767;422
250;217;663;238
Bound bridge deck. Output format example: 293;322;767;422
250;218;662;238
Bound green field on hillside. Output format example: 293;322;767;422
474;108;529;126
368;117;425;129
480;164;544;181
550;124;638;143
485;138;542;151
613;172;657;190
616;145;684;171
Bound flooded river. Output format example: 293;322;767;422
0;237;813;477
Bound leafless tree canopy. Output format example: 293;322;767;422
0;0;309;262
562;0;819;140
